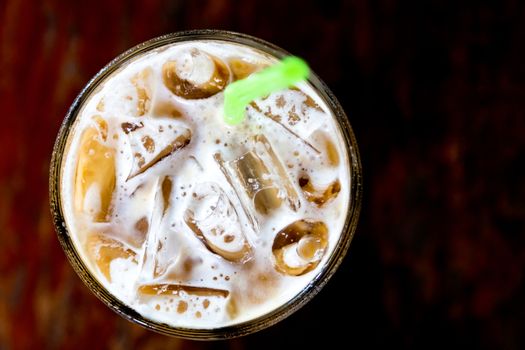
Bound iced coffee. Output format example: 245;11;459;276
52;32;361;335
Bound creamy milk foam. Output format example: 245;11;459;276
61;40;351;329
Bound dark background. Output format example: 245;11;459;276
1;0;524;349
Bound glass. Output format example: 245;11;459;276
49;29;362;339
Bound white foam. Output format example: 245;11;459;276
61;40;352;329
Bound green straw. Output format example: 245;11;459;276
223;56;310;125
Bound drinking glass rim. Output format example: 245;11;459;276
49;29;363;340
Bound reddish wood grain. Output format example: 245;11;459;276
1;0;524;349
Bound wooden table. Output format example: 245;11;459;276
1;0;524;348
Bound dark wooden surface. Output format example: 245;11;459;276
1;0;524;348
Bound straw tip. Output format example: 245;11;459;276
281;56;310;80
222;55;311;126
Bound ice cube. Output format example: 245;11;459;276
134;179;192;280
248;87;328;154
298;174;341;207
74;116;116;222
227;58;264;81
249;102;321;155
135;179;168;280
125;121;191;179
214;134;300;229
131;66;186;119
184;182;252;263
253;134;300;211
164;255;205;281
85;232;137;282
131;67;153;116
137;284;229;298
162;49;230;99
272;220;328;276
116;178;159;248
223;150;282;214
310;129;340;167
